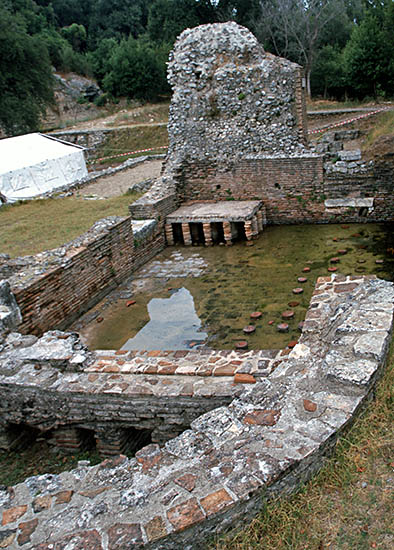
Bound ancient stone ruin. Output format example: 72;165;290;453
0;22;394;550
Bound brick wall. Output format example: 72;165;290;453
13;218;165;336
171;156;394;224
175;156;325;224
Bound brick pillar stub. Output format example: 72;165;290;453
202;223;213;246
165;224;174;245
181;223;192;246
223;221;232;245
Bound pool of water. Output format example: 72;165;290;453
74;223;394;351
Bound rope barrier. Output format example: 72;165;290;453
308;107;390;135
88;107;391;162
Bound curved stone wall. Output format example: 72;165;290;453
1;274;393;549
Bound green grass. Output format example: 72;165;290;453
93;125;168;165
211;340;394;550
107;102;170;126
365;110;394;147
0;192;140;258
0;440;102;487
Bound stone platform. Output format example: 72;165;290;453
165;200;265;245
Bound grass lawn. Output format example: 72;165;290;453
211;342;394;550
0;192;140;258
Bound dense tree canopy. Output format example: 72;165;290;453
1;0;393;135
0;3;53;135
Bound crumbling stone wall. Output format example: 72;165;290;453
0;275;393;549
167;22;308;162
131;22;322;222
132;22;394;225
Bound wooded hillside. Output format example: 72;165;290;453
1;0;393;135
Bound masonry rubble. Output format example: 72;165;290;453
0;275;393;549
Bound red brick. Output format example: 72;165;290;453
303;399;317;412
136;444;162;472
174;473;197;492
54;490;73;505
17;519;38;545
167;498;205;531
243;409;281;426
107;524;143;549
144;516;167;543
200;489;234;516
213;365;236;376
35;529;103;550
234;373;256;384
2;505;27;525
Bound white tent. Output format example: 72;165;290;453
0;133;88;203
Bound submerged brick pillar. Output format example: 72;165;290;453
181;223;192;246
257;210;264;232
251;215;259;238
202;223;213;246
223;221;232;245
244;220;253;240
165;223;174;245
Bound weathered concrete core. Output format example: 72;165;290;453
165;200;265;245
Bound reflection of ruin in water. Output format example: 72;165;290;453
121;287;208;350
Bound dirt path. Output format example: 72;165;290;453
77;160;163;198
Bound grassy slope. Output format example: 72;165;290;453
0;193;140;258
93;125;168;165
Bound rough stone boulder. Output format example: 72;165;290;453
167;22;308;162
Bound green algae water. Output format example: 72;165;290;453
75;223;394;351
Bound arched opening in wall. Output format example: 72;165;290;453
0;423;40;452
124;427;152;454
190;223;205;245
359;207;369;217
231;221;246;242
172;223;184;245
78;428;96;451
211;222;225;244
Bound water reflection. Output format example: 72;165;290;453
121;287;208;350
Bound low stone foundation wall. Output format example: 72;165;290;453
0;275;393;549
0;217;164;336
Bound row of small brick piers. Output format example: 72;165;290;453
165;210;265;246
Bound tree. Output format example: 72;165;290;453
147;0;207;43
311;45;346;98
255;0;351;97
61;23;87;52
344;4;394;98
214;0;261;28
89;0;147;44
0;5;53;135
103;36;169;100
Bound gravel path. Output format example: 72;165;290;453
77;160;163;198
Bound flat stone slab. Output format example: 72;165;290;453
166;201;263;223
324;198;374;208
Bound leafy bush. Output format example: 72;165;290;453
103;36;169;100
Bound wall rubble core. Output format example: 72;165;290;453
0;275;393;549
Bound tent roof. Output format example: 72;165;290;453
0;133;84;175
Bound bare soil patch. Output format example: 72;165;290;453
77;159;163;198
